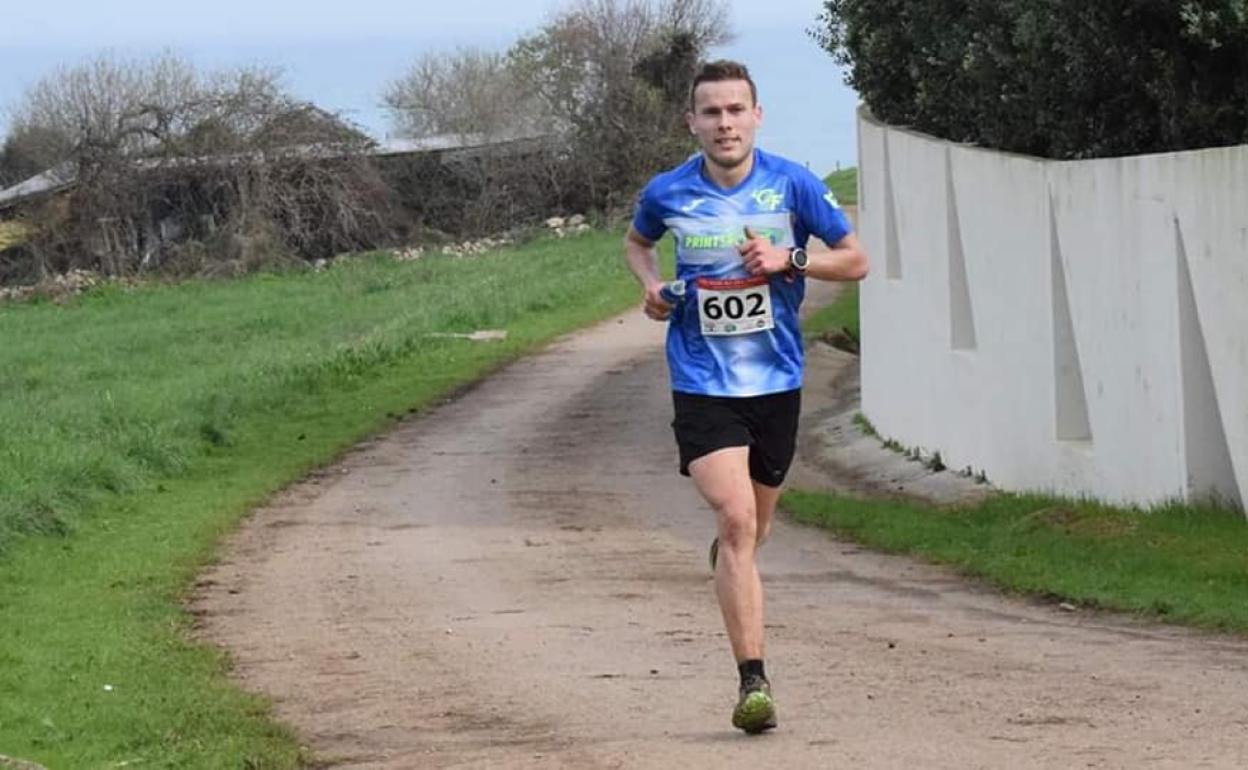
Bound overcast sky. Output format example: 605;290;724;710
2;1;824;45
0;0;860;174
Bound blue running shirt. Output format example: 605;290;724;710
632;149;853;397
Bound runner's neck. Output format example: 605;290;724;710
702;150;756;191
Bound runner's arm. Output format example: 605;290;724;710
802;233;869;282
623;226;673;321
776;165;869;282
740;229;869;282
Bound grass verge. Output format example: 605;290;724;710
802;280;859;344
824;167;858;206
783;489;1248;632
0;229;661;768
805;167;860;348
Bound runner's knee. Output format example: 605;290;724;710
716;499;757;550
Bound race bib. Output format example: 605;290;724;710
695;276;774;336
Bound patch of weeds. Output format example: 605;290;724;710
821;325;860;355
958;465;991;485
853;412;878;437
868;430;947;474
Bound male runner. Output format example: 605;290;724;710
623;60;869;734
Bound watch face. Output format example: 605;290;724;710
791;248;809;270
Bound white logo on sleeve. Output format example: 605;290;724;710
681;198;707;213
823;191;840;207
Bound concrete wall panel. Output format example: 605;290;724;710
1048;156;1186;503
1170;148;1248;507
858;110;1246;510
941;144;1053;490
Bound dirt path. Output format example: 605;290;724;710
194;283;1248;769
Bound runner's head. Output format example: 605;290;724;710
686;60;762;173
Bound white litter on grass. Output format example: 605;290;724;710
427;330;508;342
544;213;592;238
103;684;114;692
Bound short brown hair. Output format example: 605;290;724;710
688;60;757;111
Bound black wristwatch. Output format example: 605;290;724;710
789;247;810;272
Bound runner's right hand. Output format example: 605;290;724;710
643;283;673;321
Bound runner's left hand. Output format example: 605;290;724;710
739;226;789;276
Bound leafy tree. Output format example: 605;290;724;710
814;0;1248;158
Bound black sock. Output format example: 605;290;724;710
738;659;766;683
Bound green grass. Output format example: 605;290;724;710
0;229;660;768
803;169;861;350
824;167;858;206
802;281;859;343
784;490;1248;631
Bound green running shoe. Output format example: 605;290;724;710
732;674;778;734
709;536;719;571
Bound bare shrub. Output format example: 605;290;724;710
4;53;393;281
383;48;543;141
383;0;731;235
511;0;731;210
0;125;71;187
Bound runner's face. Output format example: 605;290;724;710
686;80;761;171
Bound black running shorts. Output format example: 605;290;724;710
671;389;802;487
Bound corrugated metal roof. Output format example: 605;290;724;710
373;130;550;156
0;164;75;209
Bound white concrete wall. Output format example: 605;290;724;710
858;110;1248;510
